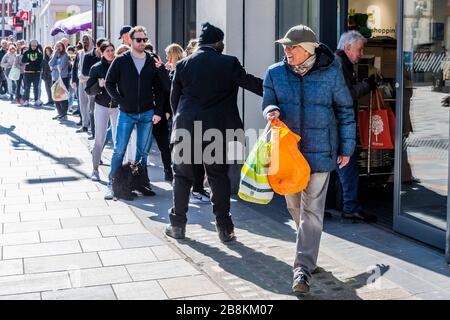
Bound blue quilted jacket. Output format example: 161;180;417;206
262;44;355;173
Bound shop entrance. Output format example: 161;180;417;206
330;0;449;254
328;0;399;227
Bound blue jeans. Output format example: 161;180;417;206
108;110;154;183
336;153;362;214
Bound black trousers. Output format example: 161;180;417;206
44;77;54;103
152;118;172;172
16;74;23;99
23;72;40;101
170;140;233;229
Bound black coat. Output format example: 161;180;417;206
85;58;118;108
41;55;52;81
82;48;101;77
335;49;370;115
72;54;79;85
105;51;164;116
171;46;263;136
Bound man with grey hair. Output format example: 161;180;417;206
333;30;377;222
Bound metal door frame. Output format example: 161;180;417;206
393;0;449;261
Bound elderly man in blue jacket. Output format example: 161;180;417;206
263;25;355;295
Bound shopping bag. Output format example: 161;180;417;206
8;66;20;81
358;88;395;150
377;88;397;145
268;119;311;195
51;75;69;102
238;124;274;204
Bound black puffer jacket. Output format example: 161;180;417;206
85;58;118;108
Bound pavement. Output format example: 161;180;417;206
1;96;450;300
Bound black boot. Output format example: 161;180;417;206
135;165;156;196
164;169;174;182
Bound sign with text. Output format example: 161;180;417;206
18;11;29;21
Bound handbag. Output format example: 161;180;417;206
8;66;20;81
51;66;69;102
358;88;395;150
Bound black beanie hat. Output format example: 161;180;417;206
198;22;224;45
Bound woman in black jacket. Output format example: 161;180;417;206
85;41;117;182
41;46;54;106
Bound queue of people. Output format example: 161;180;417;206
0;22;378;296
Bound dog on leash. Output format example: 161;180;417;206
112;162;156;201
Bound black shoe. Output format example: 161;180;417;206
72;110;80;115
292;275;310;295
165;224;186;240
342;210;377;222
137;186;156;197
44;102;54;106
216;225;235;242
88;135;95;141
76;127;88;133
52;115;60;120
164;169;173;182
312;266;326;274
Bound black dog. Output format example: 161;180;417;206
112;162;156;201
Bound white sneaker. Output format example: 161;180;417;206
34;100;43;106
91;171;100;182
20;100;29;107
104;185;114;200
190;191;210;204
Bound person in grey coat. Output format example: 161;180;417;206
49;41;70;120
263;25;355;295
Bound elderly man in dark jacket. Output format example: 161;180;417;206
165;22;263;243
334;30;377;222
263;25;355;295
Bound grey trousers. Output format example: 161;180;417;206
78;81;90;129
92;103;119;170
285;172;330;280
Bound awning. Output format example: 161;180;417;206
51;10;92;36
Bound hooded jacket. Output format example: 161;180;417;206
262;44;355;173
78;34;95;83
105;51;164;116
22;46;43;72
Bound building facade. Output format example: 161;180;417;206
93;0;450;263
32;0;92;46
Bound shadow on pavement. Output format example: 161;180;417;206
180;238;374;300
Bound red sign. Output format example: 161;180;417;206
13;16;24;27
18;11;30;22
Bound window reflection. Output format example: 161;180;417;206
401;0;449;231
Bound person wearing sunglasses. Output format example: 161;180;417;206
263;25;355;295
104;26;164;200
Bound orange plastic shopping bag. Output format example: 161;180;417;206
268;120;311;195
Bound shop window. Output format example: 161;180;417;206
172;0;196;48
276;0;320;60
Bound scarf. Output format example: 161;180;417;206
291;54;316;76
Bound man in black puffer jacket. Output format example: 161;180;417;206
86;41;118;183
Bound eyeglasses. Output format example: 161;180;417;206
133;38;148;43
282;44;302;50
